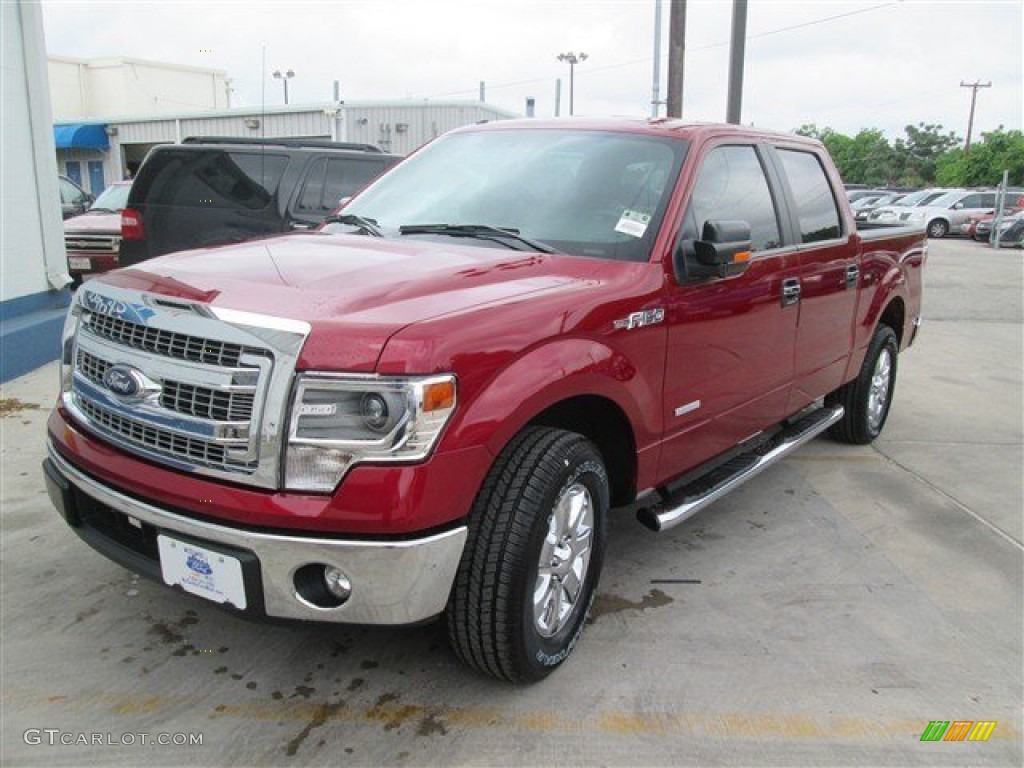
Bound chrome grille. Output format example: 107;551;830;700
77;349;111;384
85;313;257;367
79;399;229;468
76;348;255;423
161;381;255;422
67;284;308;489
65;234;120;254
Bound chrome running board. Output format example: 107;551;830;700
637;405;844;533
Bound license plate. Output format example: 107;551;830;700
157;535;247;609
68;257;91;270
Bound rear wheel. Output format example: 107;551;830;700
828;324;899;444
446;427;609;682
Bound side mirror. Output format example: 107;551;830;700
952;202;964;210
683;220;752;280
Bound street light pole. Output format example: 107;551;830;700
556;52;588;116
273;68;295;105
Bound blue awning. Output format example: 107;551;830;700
54;124;109;150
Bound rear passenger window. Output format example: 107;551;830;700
684;145;782;251
777;149;841;242
145;151;289;210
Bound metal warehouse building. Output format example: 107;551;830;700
55;100;518;193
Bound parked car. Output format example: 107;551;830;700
865;188;956;227
58;175;92;219
990;211;1024;246
119;137;401;267
45;120;926;683
904;189;1000;238
852;192;906;222
63;180;132;283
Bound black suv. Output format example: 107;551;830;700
119;137;400;266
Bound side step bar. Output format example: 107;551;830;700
637;405;844;533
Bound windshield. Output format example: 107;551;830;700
333;128;688;262
89;183;131;211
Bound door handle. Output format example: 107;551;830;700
781;277;801;308
844;264;860;289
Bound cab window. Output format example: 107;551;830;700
777;149;842;243
682;145;782;251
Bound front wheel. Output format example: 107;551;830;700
446;427;609;683
827;324;899;444
927;219;949;238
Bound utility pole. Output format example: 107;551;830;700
960;80;991;153
665;0;687;118
726;0;748;124
652;0;663;117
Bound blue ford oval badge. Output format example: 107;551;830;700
103;365;145;399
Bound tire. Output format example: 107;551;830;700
927;219;949;238
827;324;899;444
446;426;609;683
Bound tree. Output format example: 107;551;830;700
937;128;1024;186
893;123;960;186
795;125;897;186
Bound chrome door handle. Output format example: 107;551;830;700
845;264;860;289
781;278;801;308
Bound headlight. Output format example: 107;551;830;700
59;298;83;393
285;373;457;492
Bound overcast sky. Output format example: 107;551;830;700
41;0;1022;142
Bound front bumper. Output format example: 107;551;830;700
44;441;466;625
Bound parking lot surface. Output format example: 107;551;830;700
1;237;1021;766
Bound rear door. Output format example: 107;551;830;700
659;142;800;475
769;145;858;410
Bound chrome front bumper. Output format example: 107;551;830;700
45;442;466;625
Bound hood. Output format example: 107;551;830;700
63;210;122;233
100;232;593;371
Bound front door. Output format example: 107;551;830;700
659;143;800;478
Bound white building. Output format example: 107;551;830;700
54;99;518;194
2;2;72;382
49;55;229;194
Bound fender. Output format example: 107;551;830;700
443;335;663;473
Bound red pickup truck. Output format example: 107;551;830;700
44;120;925;683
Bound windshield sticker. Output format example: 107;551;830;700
615;210;651;238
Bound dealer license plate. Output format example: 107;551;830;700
68;257;91;270
157;535;247;609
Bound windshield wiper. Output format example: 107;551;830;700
399;224;559;254
323;213;383;237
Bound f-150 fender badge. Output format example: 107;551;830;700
613;308;665;331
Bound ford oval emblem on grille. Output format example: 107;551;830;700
103;365;147;399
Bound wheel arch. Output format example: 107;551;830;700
878;295;906;346
528;395;638;507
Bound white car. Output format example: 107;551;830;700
903;190;999;238
865;188;956;227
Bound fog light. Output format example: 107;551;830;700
323;566;351;600
293;563;351;609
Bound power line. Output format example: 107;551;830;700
415;2;898;100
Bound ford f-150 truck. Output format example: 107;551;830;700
44;120;926;683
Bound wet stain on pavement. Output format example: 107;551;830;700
285;700;346;757
587;589;674;623
0;398;40;417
